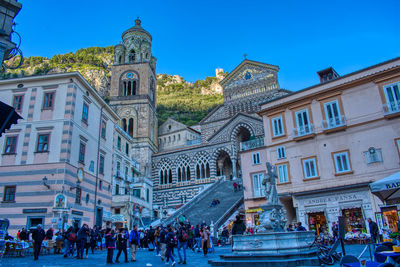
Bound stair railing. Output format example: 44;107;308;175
162;177;226;225
213;195;244;237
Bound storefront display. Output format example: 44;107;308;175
342;208;366;232
308;212;327;235
381;206;398;233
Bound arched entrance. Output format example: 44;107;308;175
231;124;253;179
215;150;233;179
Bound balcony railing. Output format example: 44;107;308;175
322;115;346;130
293;124;315;138
186;139;201;146
383;100;400;115
240;137;264;151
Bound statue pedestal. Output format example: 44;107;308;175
257;203;286;232
209;231;319;266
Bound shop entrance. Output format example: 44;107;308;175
382;206;399;233
308;212;327;235
342;207;366;232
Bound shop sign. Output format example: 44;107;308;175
71;210;83;216
246;208;264;213
304;193;362;206
112;214;125;222
23;208;47;214
385;182;400;190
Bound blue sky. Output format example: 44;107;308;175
16;0;400;91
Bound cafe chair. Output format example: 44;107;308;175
340;255;359;266
381;242;395;250
375;245;390;263
378;263;395;267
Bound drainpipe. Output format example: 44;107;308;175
93;105;104;226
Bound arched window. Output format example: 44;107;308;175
194;152;210;179
129;49;135;63
118;55;122;64
159;159;172;185
128;118;134;137
176;156;191;182
122;118;127;132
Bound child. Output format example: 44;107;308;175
105;228;115;264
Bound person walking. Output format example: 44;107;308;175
155;226;161;256
45;227;53;241
165;226;177;266
90;225;99;254
368;218;379;243
177;222;188;264
129;225;140;262
159;226;168;261
200;226;211;257
331;222;339;243
31;224;45;261
115;228;129;263
194;224;201;252
105;228;116;264
76;224;89;259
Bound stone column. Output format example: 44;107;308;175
232;158;237;180
217;160;224;176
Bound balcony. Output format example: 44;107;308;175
240;137;264;151
112;194;149;208
383;100;400;118
132;176;153;186
186;139;201;146
293;124;315;141
322;115;347;133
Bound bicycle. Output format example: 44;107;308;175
309;240;342;265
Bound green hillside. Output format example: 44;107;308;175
1;46;224;126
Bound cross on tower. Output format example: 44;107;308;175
243;53;247;59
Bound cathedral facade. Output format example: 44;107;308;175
108;19;290;219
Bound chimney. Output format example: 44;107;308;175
317;67;339;83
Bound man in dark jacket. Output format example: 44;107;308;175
115;228;128;263
31;224;45;260
368;218;379;243
177;222;188;264
129;225;140;262
76;224;89;259
45;227;53;240
232;216;246;235
295;222;307;231
159;226;168;260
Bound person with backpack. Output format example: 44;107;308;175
105;228;116;264
129;225;140;262
177;222;188;264
115;228;129;263
148;226;155;250
165;226;177;266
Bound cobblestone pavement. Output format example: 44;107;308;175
0;244;374;267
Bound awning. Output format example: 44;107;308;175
0;101;22;137
246;208;264;213
370;171;400;202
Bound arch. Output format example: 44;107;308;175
128;118;134;137
128;49;136;63
122;118;127;132
119;70;140;97
158;158;173;185
193;151;210;179
175;155;191;182
230;122;255;143
211;147;232;163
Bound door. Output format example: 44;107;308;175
95;207;103;227
27;217;44;230
324;100;341;128
295;109;310;135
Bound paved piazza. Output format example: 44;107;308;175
0;244;373;267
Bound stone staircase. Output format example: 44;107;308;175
163;179;244;232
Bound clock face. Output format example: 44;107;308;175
77;168;84;182
126;72;134;79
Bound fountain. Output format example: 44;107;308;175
209;162;319;266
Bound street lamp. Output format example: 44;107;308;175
42;176;50;189
69;180;81;190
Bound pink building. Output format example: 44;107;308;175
241;57;400;235
0;73;119;235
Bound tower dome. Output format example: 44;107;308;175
122;18;152;41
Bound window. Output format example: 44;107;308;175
252;173;264;197
333;151;352;174
125;187;128;195
116;161;121;176
125;143;129;155
43;92;55;109
125;166;128;178
277;146;286;159
117;136;121;150
396;138;400;158
277;163;289;184
195;152;210;179
13;95;23;112
294;109;313;136
3;186;16;202
146;188;150;202
115;208;120;214
177;156;191;182
99;180;103;190
133;189;140;197
323;100;343;129
82;102;89;123
78;142;86;163
115;184;120;195
36;134;49;152
364;148;383;165
252;152;261;165
75;187;82;204
383;82;400;114
271;116;284;137
4;136;17;154
101;120;106;139
302;157;318;179
99;155;105;174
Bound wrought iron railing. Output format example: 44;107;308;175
293;124;315;138
322;115;346;130
383;100;400;115
240;137;264;151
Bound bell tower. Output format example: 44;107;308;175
109;18;158;177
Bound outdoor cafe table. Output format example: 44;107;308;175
376;251;400;266
343;261;380;267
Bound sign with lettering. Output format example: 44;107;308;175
303;193;363;206
23;208;47;214
71;210;83;216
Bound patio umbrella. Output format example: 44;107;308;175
369;171;400;202
0;101;22;137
